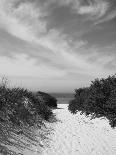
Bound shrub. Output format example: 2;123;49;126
68;75;116;128
0;78;57;154
36;91;57;108
0;82;54;127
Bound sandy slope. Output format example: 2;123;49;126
42;104;116;155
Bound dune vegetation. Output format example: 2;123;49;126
36;91;57;108
68;74;116;128
0;78;57;154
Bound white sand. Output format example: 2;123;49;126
42;104;116;155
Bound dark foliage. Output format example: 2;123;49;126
68;75;116;128
0;86;53;126
0;79;56;154
36;91;57;108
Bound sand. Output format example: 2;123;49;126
42;104;116;155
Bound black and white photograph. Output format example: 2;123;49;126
0;0;116;154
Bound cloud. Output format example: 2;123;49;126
44;0;109;19
0;0;47;42
95;10;116;24
76;0;116;24
0;0;116;92
78;0;109;19
0;0;113;44
0;54;66;78
39;0;113;25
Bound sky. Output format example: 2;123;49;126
0;0;116;93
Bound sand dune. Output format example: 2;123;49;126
43;104;116;155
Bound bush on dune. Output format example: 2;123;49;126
68;75;116;128
0;78;56;154
36;91;57;108
0;86;53;126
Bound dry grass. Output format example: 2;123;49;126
0;78;56;154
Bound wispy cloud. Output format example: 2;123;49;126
0;0;116;91
43;0;110;21
78;0;109;19
95;10;116;24
0;0;46;42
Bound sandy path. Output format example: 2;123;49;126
42;104;116;155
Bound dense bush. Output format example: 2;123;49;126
36;91;57;108
0;83;54;127
0;79;57;154
68;75;116;128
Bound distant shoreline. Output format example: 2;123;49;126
50;93;74;98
